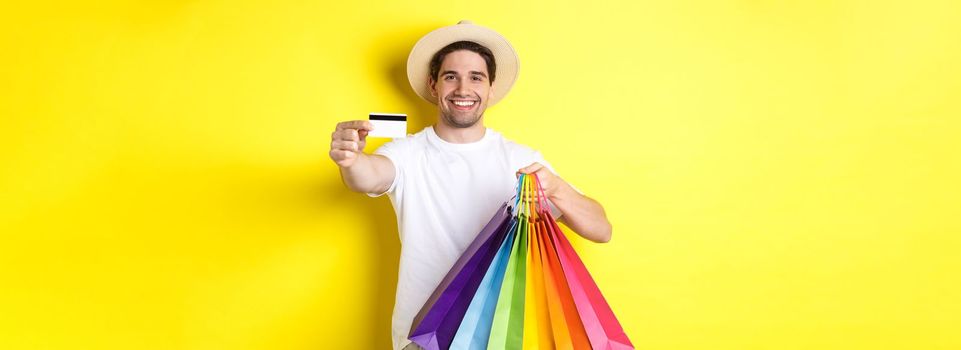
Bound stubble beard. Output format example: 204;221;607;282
441;108;484;128
437;89;488;129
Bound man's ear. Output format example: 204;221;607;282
487;83;495;101
427;76;437;98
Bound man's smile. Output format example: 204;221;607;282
448;98;478;110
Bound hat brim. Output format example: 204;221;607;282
406;22;519;106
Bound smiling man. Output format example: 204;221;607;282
329;20;613;349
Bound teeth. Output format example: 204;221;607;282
452;100;475;107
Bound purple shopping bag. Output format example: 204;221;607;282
408;203;513;350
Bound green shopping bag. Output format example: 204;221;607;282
486;209;529;349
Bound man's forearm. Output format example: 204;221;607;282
549;183;613;243
339;153;387;194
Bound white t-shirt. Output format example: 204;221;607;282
367;125;559;350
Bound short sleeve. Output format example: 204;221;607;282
366;138;409;198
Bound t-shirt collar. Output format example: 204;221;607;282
426;125;493;151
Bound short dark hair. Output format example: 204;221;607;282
428;41;496;84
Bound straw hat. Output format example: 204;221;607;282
406;20;519;106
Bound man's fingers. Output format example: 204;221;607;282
335;120;374;131
329;121;369;168
331;140;359;152
329;149;356;161
332;129;360;141
517;162;544;175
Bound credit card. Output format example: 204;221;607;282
367;113;407;138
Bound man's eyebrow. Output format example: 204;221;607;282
441;70;488;78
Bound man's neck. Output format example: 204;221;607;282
433;119;486;144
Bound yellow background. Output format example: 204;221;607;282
2;0;960;349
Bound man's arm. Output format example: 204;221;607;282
518;162;613;243
329;120;395;194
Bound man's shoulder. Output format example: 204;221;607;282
488;128;539;156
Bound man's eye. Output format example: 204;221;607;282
472;76;482;81
444;75;455;80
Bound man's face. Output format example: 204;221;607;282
429;50;495;129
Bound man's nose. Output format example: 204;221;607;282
455;80;470;96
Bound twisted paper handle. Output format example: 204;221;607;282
513;173;551;219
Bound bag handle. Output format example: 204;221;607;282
512;174;531;218
511;173;550;218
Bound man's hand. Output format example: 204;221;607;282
517;162;613;243
329;120;394;195
330;120;373;168
517;162;569;199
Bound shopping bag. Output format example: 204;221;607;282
528;173;632;349
486;211;528;349
544;209;633;349
537;218;591;349
408;204;513;350
449;220;517;350
410;173;633;349
523;207;555;349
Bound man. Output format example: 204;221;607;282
329;20;613;350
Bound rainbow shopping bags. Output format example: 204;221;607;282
409;174;633;349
